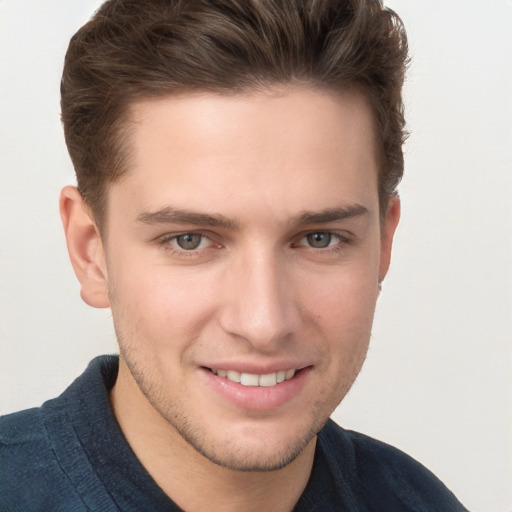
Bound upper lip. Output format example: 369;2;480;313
201;360;312;374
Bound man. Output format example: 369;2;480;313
0;0;468;510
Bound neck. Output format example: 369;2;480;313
110;358;316;512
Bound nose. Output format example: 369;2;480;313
218;248;302;351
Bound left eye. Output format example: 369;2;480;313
172;233;208;250
302;232;338;249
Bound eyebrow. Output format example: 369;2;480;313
136;207;239;230
293;204;369;225
135;203;369;229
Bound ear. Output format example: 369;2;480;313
379;195;401;283
59;186;110;308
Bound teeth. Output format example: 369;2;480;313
212;368;298;387
227;370;241;383
240;373;259;386
258;373;277;387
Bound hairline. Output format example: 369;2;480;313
88;81;390;239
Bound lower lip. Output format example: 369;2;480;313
201;367;311;411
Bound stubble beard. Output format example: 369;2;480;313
121;348;323;472
109;285;371;473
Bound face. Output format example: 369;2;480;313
96;87;398;471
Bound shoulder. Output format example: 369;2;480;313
1;406;44;441
317;420;469;511
0;407;54;468
0;405;89;511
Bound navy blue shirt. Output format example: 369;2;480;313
0;356;468;511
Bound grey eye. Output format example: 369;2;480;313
306;232;332;248
175;233;203;250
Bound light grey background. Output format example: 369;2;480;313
1;1;511;510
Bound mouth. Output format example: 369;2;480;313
202;365;311;410
206;368;300;387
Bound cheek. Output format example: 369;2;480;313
305;265;380;325
108;259;219;345
303;266;379;375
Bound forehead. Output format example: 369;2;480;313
112;86;379;225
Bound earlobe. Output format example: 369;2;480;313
379;195;401;283
59;186;110;308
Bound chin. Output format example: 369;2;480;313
179;423;319;472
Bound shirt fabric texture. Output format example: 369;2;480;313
0;355;468;511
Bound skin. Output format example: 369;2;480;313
60;86;400;512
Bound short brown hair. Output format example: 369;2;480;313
61;0;408;225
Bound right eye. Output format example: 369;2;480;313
158;231;216;256
172;233;207;251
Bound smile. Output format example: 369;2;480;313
210;368;297;387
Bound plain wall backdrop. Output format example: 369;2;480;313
0;1;510;510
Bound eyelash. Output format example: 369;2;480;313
294;232;350;251
157;232;218;257
157;230;352;257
